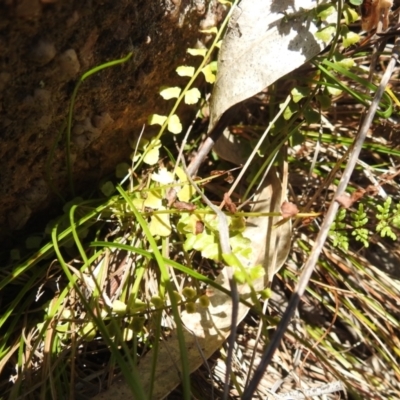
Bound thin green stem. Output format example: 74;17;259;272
66;52;133;196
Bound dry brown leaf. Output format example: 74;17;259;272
92;169;291;400
172;201;196;211
351;188;366;203
211;0;336;164
280;201;299;219
245;168;292;284
210;0;336;130
223;192;237;213
336;194;353;209
336;188;366;209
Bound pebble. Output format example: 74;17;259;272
22;178;49;205
72;117;98;136
8;204;32;230
30;40;56;66
21;88;51;112
33;88;51;109
58;49;80;81
73;134;93;150
93;112;113;130
194;0;206;15
72;117;101;150
200;12;218;31
35;114;52;130
73;114;112;135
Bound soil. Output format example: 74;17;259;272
0;0;225;251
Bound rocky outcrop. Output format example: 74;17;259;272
0;0;225;248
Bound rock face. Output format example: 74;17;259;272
0;0;223;246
